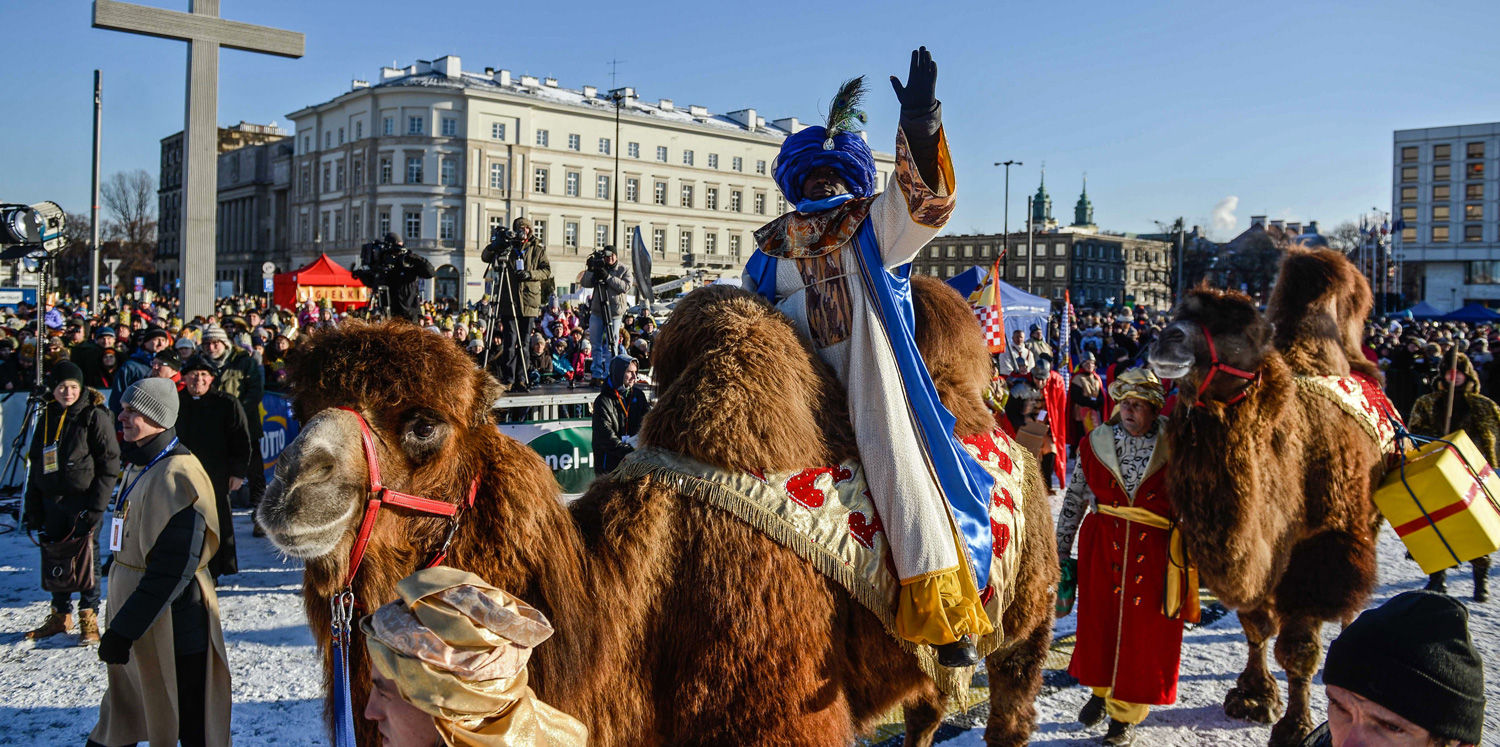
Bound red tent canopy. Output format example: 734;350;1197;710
273;254;369;311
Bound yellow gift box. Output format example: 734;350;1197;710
1375;431;1500;574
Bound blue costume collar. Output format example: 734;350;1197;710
796;194;855;214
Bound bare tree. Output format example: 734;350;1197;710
100;169;157;289
1327;221;1363;255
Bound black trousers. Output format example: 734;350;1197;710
85;650;207;747
500;316;534;386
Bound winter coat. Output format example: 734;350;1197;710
1409;352;1500;468
496;237;553;319
209;347;265;437
70;340;108;387
23;388;121;538
109;347;155;413
176;390;254;577
592;356;650;473
580;262;632;320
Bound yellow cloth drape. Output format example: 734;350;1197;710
1093;505;1200;623
362;567;587;747
1090;686;1151;725
894;519;995;646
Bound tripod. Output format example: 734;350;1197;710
480;254;529;387
0;257;56;504
364;285;390;322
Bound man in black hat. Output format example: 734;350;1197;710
109;326;172;413
1300;590;1485;747
175;356;252;579
70;325;113;386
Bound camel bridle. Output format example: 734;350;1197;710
1194;322;1261;406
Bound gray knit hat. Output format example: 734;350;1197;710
121;377;180;429
201;324;229;343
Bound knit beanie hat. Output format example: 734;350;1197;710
201;323;229;344
1322;591;1485;744
48;360;84;388
121;378;180;429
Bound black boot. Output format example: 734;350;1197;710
1078;694;1107;727
935;636;980;668
1474;556;1491;603
1425;569;1447;594
1102;719;1137;746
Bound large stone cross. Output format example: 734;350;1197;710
93;0;303;318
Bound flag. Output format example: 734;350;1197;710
1060;290;1073;390
972;258;1006;354
1394;218;1407;231
630;226;653;301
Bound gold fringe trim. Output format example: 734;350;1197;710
611;461;998;699
1293;376;1382;445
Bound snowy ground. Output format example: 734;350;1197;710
1;505;1496;746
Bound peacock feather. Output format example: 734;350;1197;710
823;77;868;150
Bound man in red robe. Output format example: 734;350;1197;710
1055;368;1197;746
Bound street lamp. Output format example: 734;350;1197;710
995;160;1021;259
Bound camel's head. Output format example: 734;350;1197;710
256;321;504;591
1149;286;1271;406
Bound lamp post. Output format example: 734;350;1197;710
994;160;1021;256
610;88;625;247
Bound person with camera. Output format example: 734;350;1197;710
580;246;632;386
356;232;435;323
486;217;553;392
22;360;121;645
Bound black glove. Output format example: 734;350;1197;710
890;46;938;116
74;512;101;537
23;512;43;532
516;270;532;282
98;629;132;665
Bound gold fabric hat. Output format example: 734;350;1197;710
361;566;587;747
1108;367;1165;410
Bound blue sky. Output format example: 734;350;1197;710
5;0;1497;239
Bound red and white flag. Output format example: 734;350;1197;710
972;258;1006;354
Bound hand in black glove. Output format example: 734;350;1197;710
23;512;43;532
98;629;132;665
74;512;100;538
516;270;532;283
890;46;938;115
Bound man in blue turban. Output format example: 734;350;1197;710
744;47;997;668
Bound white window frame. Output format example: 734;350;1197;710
628;142;640;158
598;137;611;155
706;188;718;210
404;210;421;240
595;223;609;247
730;190;742;212
596;174;610;199
565;171;580;197
708;153;718;169
656;145;668;162
654;181;667;205
536;129;549;147
440;211;456;240
407;116;424;135
440;118;457;137
440;157;457;186
732;156;743;172
680;184;693;207
683;149;694;166
491;122;506;140
533;167;548;193
568;134;581;151
626;178;639;202
490;162;506;190
406;156;423;184
564;221;579;248
679;230;692;253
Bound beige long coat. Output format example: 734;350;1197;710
90;453;233;747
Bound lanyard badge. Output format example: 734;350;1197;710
109;438;180;553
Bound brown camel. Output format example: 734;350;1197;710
1146;247;1384;747
257;278;1055;746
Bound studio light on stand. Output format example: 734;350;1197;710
0;201;68;503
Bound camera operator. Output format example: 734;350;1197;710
485;217;552;392
580;245;632;386
355;232;434;323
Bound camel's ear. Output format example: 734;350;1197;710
472;369;505;428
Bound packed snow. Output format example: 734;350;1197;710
1;502;1495;745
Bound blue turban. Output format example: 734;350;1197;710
774;126;878;205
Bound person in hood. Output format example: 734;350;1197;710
591;355;650;474
22;360;121;645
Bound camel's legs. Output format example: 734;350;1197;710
901;693;947;747
1268;614;1323;747
982;624;1051;747
1223;606;1282;724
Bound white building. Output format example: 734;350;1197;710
286;55;895;305
1393;123;1500;311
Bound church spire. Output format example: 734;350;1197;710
1072;174;1094;227
1032;167;1052;225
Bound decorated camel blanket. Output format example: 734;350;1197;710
614;428;1031;698
1294;371;1403;457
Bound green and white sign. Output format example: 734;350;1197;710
497;420;596;493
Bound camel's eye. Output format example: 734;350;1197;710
412;422;437;440
400;410;447;460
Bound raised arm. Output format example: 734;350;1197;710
871;47;955;269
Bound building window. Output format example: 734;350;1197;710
322;163;330;192
1054;264;1066;278
440;118;457;137
778;196;786;214
963;245;974;258
708;153;718;169
1433;225;1450;242
1014;265;1027;277
492;122;506;140
679;230;692;254
928;246;939;258
1402;227;1416;241
1467;183;1485;200
598;138;611;155
729;233;741;256
356;121;363;139
536;129;549;147
1400;206;1417;221
754;193;765;214
352;207;362;239
353;159;364;188
756;160;767;174
338;127;345;144
595;223;610;247
652;228;665;254
705;232;718;254
1468;142;1486;159
440;157;457;186
378;211;390;236
1401;146;1419;163
533;220;546;245
1467;162;1485;179
404;211;421;240
303;135;311;152
1465;224;1483;242
380;157;392;184
1434;143;1452;161
1401;166;1418;182
1400;186;1417;202
490;162;506;190
565;171;580;197
1466;204;1484;220
335;162;344;190
945;246;956;258
407;116;423;135
730;190;742;212
628;142;639;158
732;156;743;172
945;265;957;276
382;117;394;136
1467;261;1500;284
440;211;456;240
324;132;331;149
597;174;610;199
681;184;694;208
299;213;308;241
406;156;423;184
564;221;578;248
489;215;504;237
626;178;639;202
333;211;343;241
1435;184;1451;200
683;150;694;166
656;145;668;162
533;167;548;194
1435;164;1452;180
706;188;718;210
981;244;991;258
1434;205;1451;221
568;134;581;151
654;181;667;205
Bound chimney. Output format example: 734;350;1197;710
351;79;369;89
658;98;673;110
1250;215;1267;229
726;109;757;129
772;116;802;133
1286;222;1302;235
493;69;511;86
756;116;765;128
381;66;405;81
484;67;494;76
414;59;432;74
582;85;597;98
1270;219;1285;231
608;86;635;102
688;104;709;117
543;77;558;87
1307;220;1320;234
520;75;539;88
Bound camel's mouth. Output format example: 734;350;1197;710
1147;354;1193;382
1147;330;1194;381
255;483;359;560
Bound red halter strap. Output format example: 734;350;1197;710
1195;323;1261;406
338;407;480;588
